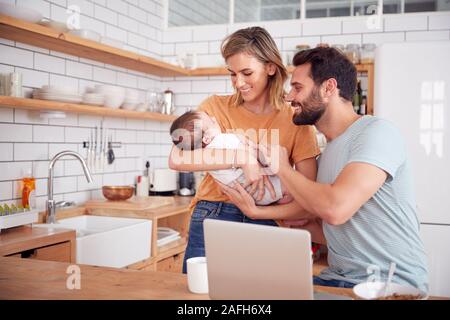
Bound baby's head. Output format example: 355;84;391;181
170;111;221;150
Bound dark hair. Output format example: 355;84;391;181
169;111;204;150
292;47;357;102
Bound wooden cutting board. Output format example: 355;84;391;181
85;196;175;213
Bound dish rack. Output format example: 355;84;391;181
0;208;39;233
157;227;181;247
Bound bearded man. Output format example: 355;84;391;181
220;47;429;292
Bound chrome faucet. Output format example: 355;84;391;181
46;151;92;224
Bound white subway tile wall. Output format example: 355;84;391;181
0;0;171;209
0;0;449;209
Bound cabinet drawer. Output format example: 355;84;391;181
32;241;72;263
8;241;73;263
156;253;184;273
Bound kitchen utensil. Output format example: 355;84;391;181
107;134;115;165
162;89;175;115
353;281;427;300
179;171;195;196
149;168;178;194
383;262;396;297
102;185;135;201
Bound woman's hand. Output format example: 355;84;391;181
218;181;258;219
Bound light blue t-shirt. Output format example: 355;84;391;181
317;115;429;292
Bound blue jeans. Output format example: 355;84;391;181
313;276;356;288
182;200;278;273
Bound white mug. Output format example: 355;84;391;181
186;257;208;294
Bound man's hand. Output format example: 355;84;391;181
218;181;258;219
258;144;291;175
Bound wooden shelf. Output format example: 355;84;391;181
0;96;177;122
190;64;372;76
157;237;187;259
0;14;188;77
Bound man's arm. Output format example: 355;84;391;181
278;161;387;225
249;157;318;220
220;157;319;220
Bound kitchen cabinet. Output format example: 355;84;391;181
0;225;76;263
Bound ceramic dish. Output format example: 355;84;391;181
0;3;43;23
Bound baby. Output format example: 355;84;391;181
170;111;293;206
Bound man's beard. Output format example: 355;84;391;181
292;87;326;126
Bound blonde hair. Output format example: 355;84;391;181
221;26;287;110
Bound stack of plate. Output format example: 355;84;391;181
33;85;82;104
157;227;181;247
82;92;105;106
122;89;140;110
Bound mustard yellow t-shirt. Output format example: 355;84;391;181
190;94;320;211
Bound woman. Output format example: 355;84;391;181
168;27;320;273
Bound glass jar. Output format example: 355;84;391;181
295;44;310;53
345;44;360;64
360;43;376;64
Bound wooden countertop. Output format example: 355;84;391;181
2;257;445;300
0;257;356;300
44;196;194;222
0;226;75;256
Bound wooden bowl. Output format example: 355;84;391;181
102;185;134;201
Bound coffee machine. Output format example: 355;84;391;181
178;172;195;196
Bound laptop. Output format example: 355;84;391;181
204;219;351;300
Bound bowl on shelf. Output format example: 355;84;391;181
38;18;69;32
102;185;135;201
104;94;124;109
0;3;43;23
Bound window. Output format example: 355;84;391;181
305;0;379;19
168;0;230;27
167;0;450;27
234;0;301;23
383;0;450;14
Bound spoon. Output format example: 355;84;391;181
383;262;396;297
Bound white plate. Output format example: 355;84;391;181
33;93;83;104
0;3;43;23
39;86;79;96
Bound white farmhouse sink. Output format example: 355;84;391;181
33;215;152;268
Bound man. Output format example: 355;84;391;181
220;47;429;291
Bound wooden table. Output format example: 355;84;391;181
0;257;355;300
1;256;447;300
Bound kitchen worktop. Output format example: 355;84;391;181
0;257;355;300
0;225;75;258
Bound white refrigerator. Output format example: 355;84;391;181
374;41;450;297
